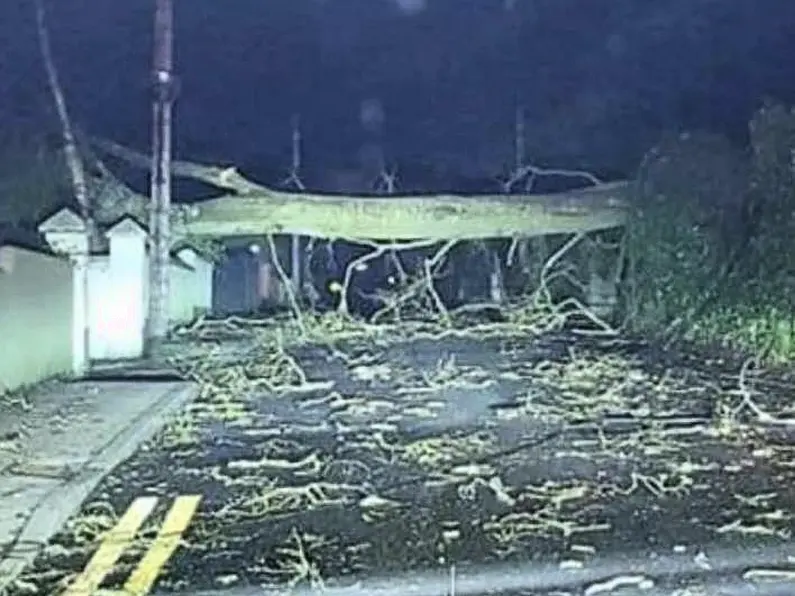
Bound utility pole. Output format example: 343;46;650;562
147;0;176;350
287;114;303;298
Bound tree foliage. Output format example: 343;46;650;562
627;101;795;361
0;133;71;227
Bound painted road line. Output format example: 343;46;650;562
123;494;202;595
64;496;159;596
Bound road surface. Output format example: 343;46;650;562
5;328;795;595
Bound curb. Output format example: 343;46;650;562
0;382;198;592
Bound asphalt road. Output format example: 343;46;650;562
5;330;795;595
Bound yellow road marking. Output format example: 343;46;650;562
123;495;202;596
64;496;158;596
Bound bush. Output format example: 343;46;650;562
626;101;795;363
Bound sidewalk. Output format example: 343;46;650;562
0;378;197;592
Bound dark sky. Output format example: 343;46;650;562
1;0;793;186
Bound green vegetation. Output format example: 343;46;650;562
0;132;71;227
4;104;795;366
625;101;795;364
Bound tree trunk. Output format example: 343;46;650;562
93;139;630;242
34;0;95;242
34;0;94;376
176;182;628;241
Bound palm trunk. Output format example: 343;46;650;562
34;0;94;374
34;0;94;240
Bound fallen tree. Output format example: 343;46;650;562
92;138;630;241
